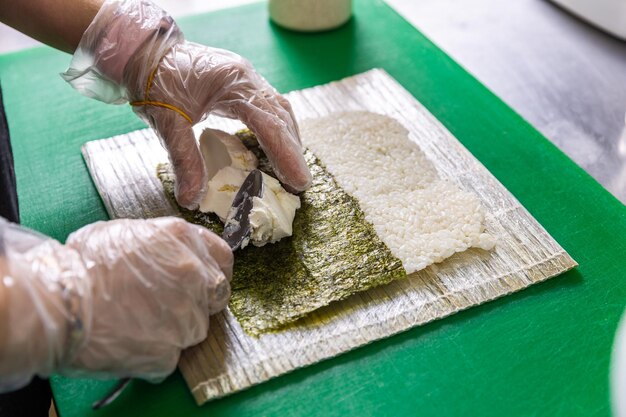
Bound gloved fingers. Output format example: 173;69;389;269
195;227;233;281
275;93;302;145
64;218;234;379
67;218;225;294
150;217;233;280
201;54;311;192
78;352;181;383
194;227;232;314
150;217;233;314
147;107;208;210
70;218;232;315
233;92;312;192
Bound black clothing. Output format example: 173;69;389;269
0;82;53;417
0;82;18;223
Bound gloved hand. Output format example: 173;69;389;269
0;217;232;392
62;0;312;210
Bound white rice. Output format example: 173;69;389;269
300;111;495;273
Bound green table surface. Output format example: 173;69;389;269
1;1;625;416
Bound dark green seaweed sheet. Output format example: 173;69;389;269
157;131;406;336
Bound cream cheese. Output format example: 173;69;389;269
197;128;300;245
198;129;259;221
200;166;250;221
247;173;301;247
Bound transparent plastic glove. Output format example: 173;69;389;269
62;0;312;210
0;217;232;392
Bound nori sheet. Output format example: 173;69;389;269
157;130;406;336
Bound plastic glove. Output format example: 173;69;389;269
62;0;312;210
0;217;232;392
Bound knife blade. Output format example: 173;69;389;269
222;169;264;251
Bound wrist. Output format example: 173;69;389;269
62;0;183;104
93;1;182;87
0;241;92;389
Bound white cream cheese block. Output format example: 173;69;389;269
197;128;300;246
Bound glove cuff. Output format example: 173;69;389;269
61;0;183;104
0;220;92;392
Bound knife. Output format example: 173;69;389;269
222;169;264;251
92;169;264;410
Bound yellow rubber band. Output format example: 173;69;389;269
130;100;193;124
130;52;193;124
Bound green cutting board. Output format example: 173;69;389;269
1;1;625;416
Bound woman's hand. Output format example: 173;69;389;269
62;0;312;209
0;217;232;392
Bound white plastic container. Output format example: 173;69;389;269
550;0;626;40
269;0;352;32
612;311;626;417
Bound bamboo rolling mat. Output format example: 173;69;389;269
82;69;576;404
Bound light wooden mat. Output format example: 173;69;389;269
82;69;576;404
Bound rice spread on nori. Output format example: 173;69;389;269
157;130;406;336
